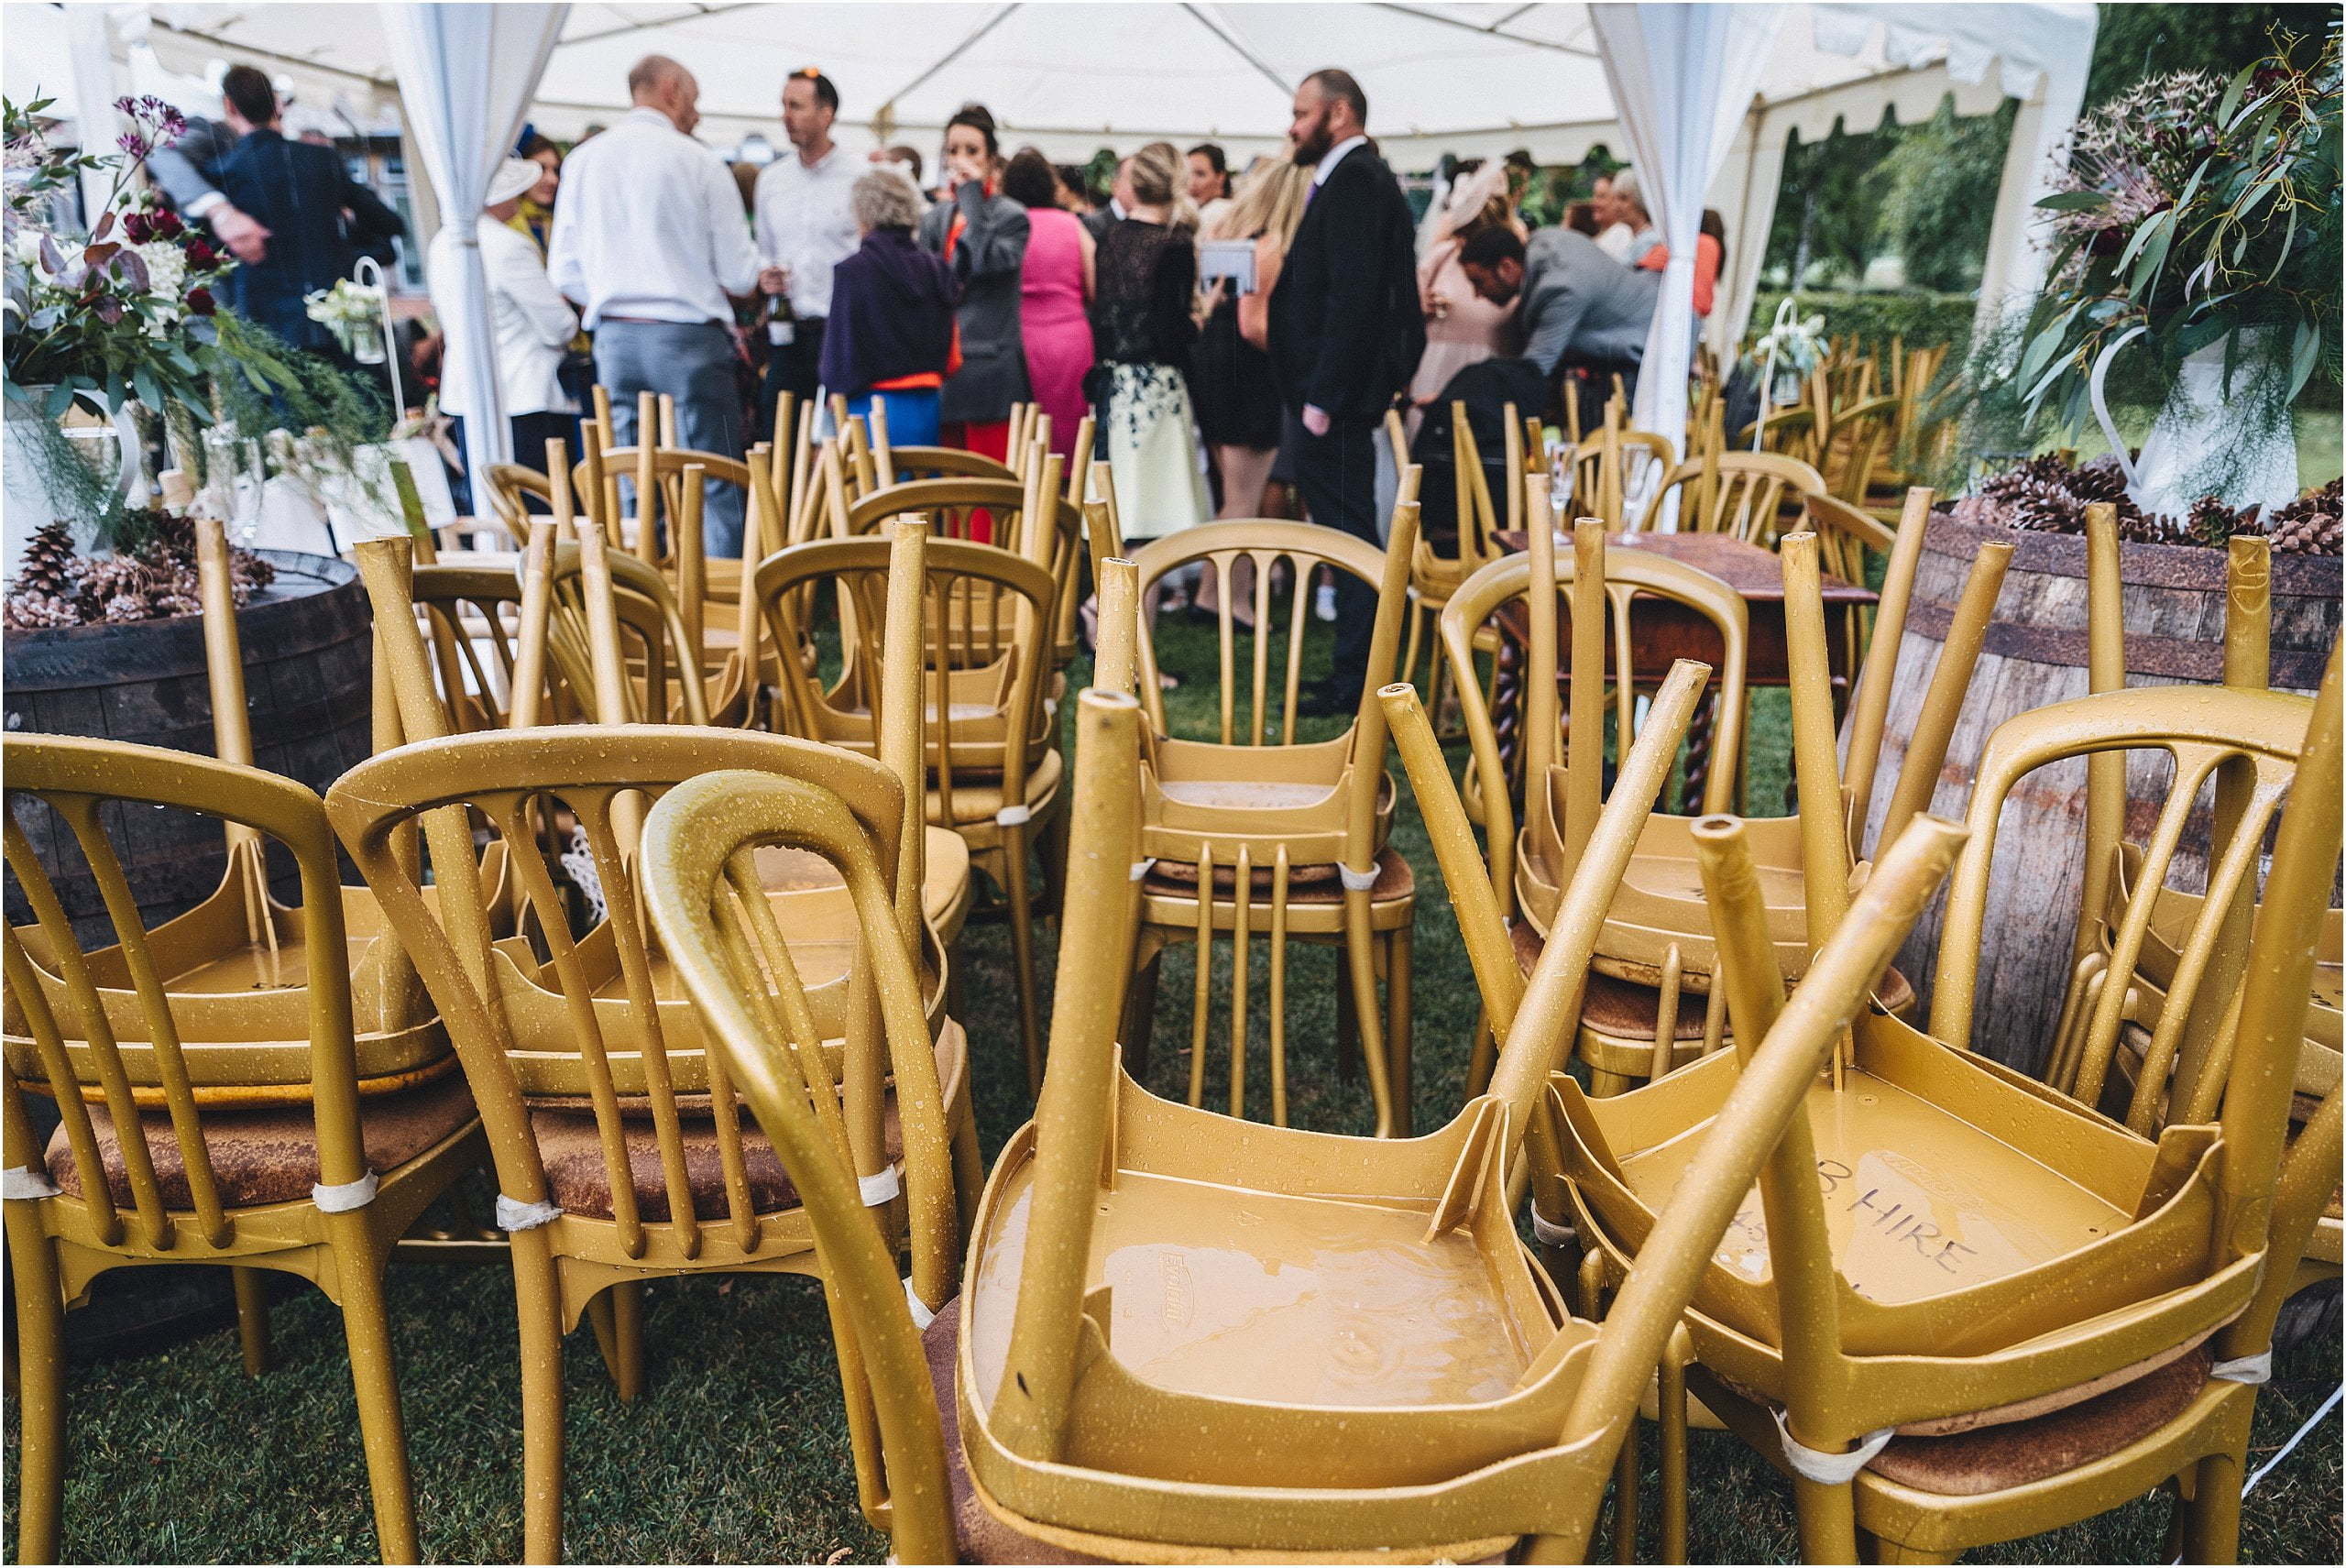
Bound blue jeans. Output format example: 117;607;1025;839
847;388;941;448
593;320;746;556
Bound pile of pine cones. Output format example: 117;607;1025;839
1947;455;2341;555
4;514;277;631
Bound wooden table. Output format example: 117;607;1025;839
1485;530;1876;802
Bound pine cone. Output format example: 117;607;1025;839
4;589;80;630
9;521;78;600
2263;479;2342;556
101;592;150;624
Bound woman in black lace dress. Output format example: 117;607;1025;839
1091;141;1211;545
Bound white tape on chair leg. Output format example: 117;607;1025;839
496;1193;564;1232
3;1166;60;1201
2212;1352;2273;1385
859;1164;902;1206
995;804;1033;827
903;1277;938;1330
1129;857;1156;882
1774;1409;1895;1484
311;1171;379;1212
1337;861;1381;893
1529;1207;1577;1246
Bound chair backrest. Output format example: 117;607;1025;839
545;535;718;726
1650;451;1825;546
1127;504;1420;753
573;435;751;564
1935;674;2332;1130
1568;425;1677;531
841;473;1080;658
883;445;1017;487
406;556;595;732
754;534;1058;831
1737;404;1818;466
5;736;366;1251
482;462;570;539
1439;525;1749;916
1817;392;1899;505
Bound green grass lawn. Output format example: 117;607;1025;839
6;613;2340;1563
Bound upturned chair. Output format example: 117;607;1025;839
1554;652;2341;1563
329;556;975;1560
5;735;487;1564
1566;416;1677;531
722;675;1957;1563
1122;500;1422;1136
754;532;1058;1091
839;468;1086;672
2048;515;2343;1296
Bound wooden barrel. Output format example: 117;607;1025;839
1858;512;2340;1072
4;551;372;942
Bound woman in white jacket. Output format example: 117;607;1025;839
426;158;578;489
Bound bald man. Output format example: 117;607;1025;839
548;54;761;553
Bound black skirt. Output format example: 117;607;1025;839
1188;294;1282;451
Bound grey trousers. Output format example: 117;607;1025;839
593;319;746;556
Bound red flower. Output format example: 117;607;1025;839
121;211;153;243
149;208;183;239
185;287;215;315
185;237;219;269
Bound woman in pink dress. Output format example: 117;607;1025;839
1407;159;1523;444
1003;148;1094;460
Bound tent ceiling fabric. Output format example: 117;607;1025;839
128;2;2092;162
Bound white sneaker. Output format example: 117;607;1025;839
1314;583;1337;621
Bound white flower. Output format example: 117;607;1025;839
134;239;184;300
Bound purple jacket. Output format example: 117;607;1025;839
819;227;958;398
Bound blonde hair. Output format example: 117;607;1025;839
1127;140;1200;235
1208;156;1310;256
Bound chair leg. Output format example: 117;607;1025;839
1268;855;1290;1126
331;1225;421;1563
586;1281;645;1403
1386;922;1413;1137
1335;965;1358;1085
1467;1006;1497;1099
1037;790;1071;920
232;1266;273;1376
1343;890;1398;1138
1003;823;1043;1097
950;1073;985;1241
1189;849;1215;1109
1123;940;1163;1083
1229;849;1253;1121
2178;1444;2246;1565
1611;1413;1640;1563
6;1209;64;1565
1657;1328;1690;1564
513;1235;567;1564
1790;1475;1863;1566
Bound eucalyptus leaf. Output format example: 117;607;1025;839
2289;323;2320;401
2034;191;2110;213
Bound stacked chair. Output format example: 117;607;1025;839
642;557;1982;1557
4;519;488;1563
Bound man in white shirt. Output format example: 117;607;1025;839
548;54;760;554
427;158;578;506
752;68;861;431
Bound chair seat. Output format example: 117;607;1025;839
923;1305;1105;1564
930;748;1063;828
530;1025;964;1223
1144;845;1412;906
47;1072;477;1210
1866;1346;2212;1497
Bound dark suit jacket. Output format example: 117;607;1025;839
213;128;403;354
1266;143;1424;428
917;181;1030;426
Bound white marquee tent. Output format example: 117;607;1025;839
23;2;2097;477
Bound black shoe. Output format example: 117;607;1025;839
1296;679;1359;718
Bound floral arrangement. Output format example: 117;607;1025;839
2018;28;2342;430
4;513;276;630
304;277;386;360
3;95;235;421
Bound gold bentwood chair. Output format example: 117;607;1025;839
2049;515;2344;1295
865;679;1964;1561
5;735;487;1564
755;531;1058;1091
328;563;973;1561
1567;416;1678;531
1122;499;1422;1136
1554;652;2342;1563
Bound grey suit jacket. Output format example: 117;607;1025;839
144;115;239;215
1518;226;1660;377
917;181;1030;427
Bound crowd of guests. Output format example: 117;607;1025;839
148;52;1726;712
